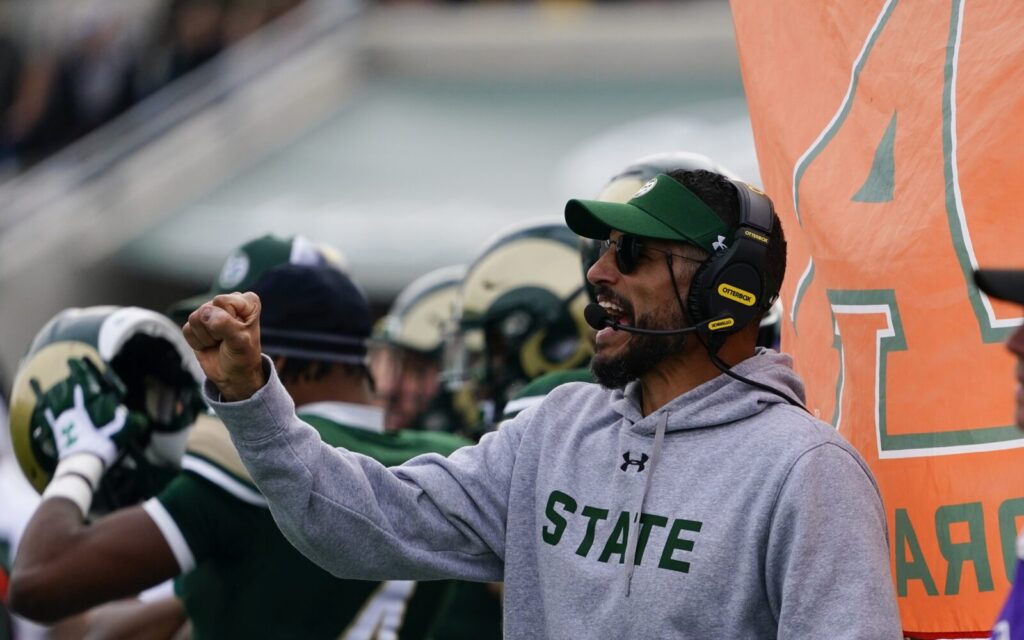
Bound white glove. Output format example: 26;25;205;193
45;383;128;468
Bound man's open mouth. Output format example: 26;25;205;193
597;296;633;327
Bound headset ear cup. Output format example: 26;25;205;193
713;263;764;331
690;249;760;338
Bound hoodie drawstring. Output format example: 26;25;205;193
623;411;667;596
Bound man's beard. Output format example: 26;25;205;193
591;305;689;390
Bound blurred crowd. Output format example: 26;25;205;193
0;0;305;177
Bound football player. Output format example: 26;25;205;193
7;305;204;638
9;256;469;638
370;265;477;435
444;220;594;428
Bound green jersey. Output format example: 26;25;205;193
147;404;469;639
428;581;502;640
500;368;595;421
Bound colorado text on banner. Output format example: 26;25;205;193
731;0;1024;636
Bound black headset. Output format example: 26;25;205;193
686;179;777;350
680;180;805;411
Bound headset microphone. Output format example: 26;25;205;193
584;303;708;336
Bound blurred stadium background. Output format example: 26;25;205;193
0;0;756;386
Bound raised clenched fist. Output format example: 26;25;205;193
183;292;266;401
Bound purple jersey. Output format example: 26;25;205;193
993;558;1024;639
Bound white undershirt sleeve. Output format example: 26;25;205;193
142;497;196;573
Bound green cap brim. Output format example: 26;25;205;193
565;199;685;242
564;174;730;253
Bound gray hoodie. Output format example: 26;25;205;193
207;350;902;639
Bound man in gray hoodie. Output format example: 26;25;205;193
182;169;903;638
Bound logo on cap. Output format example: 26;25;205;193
632;178;658;199
218;251;250;289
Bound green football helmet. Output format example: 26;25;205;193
8;306;204;514
371;265;479;433
448;221;593;423
375;265;466;357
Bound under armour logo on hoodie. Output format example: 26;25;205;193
620;452;649;472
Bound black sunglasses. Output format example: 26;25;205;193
600;235;703;274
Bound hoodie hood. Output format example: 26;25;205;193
609;349;805;436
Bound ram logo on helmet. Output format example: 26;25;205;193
632;178;658;199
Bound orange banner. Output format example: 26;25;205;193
731;0;1024;635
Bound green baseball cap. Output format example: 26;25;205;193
564;173;731;253
166;234;347;324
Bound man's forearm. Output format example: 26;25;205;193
10;503;180;623
10;500;96;622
